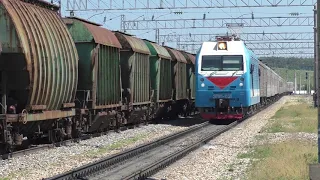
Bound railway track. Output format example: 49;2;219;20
1;114;201;160
1;131;109;160
45;121;230;180
45;96;283;180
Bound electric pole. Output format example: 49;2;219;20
155;29;160;44
300;71;302;94
306;72;309;94
316;0;320;163
315;4;318;99
318;0;320;164
120;15;126;32
295;70;297;93
308;3;320;178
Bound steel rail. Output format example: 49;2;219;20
45;121;211;180
45;95;284;180
1;115;200;160
122;96;283;180
1;131;109;160
124;121;237;180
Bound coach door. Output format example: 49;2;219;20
250;63;254;96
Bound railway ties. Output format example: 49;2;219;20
44;94;283;180
0;114;201;160
0;122;153;160
45;121;235;180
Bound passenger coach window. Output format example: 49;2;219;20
201;55;243;71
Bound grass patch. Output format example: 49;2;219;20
262;102;317;133
245;140;317;180
238;146;272;160
2;169;30;180
85;133;148;158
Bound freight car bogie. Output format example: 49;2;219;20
172;100;189;118
47;117;74;143
0;114;78;152
78;109;121;133
147;102;172;120
185;100;197;116
123;104;150;126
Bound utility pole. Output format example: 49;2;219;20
306;72;309;94
177;35;181;50
310;74;312;94
295;70;297;94
310;2;320;179
300;71;302;94
315;4;319;102
309;74;311;94
155;29;160;44
120;15;126;32
318;0;320;164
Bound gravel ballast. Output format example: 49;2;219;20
152;96;290;180
0;121;192;179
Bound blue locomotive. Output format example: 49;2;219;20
195;36;287;120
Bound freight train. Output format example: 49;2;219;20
195;36;289;121
0;0;196;152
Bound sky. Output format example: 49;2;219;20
48;0;316;57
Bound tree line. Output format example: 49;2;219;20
260;57;313;71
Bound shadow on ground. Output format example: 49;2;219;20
149;114;235;127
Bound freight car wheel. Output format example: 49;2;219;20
0;144;12;154
5;144;12;153
49;129;64;143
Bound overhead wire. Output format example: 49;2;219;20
61;0;312;56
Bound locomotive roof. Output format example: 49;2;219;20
199;41;247;55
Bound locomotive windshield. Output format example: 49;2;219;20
201;55;243;71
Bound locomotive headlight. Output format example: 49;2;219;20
201;83;205;87
217;42;227;50
239;82;243;87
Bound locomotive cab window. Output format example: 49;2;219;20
201;55;243;71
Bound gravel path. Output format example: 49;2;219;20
255;132;317;145
151;96;290;180
0;119;197;180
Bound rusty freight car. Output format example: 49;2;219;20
64;17;123;133
180;51;196;115
143;39;173;120
114;31;151;125
165;47;189;118
0;0;78;150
